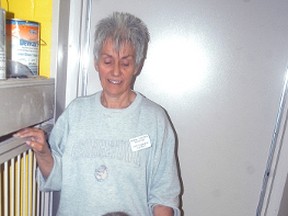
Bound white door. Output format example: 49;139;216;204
52;0;288;215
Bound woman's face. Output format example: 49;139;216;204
95;39;137;99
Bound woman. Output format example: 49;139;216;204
15;12;181;216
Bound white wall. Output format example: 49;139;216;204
53;0;288;215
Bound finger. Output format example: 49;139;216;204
15;128;45;140
14;128;34;137
26;140;41;152
26;140;35;149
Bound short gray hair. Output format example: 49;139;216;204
93;12;150;68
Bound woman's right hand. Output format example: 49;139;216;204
14;127;54;178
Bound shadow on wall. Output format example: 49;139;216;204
278;173;288;216
164;108;185;216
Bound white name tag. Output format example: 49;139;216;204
129;135;152;152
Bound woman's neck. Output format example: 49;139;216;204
101;91;136;109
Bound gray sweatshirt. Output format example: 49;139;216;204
38;91;181;216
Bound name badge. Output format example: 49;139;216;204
129;135;151;152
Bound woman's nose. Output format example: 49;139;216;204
112;63;121;76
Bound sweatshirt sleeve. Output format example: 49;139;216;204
148;114;181;215
37;109;69;191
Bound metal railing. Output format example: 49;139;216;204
0;125;53;216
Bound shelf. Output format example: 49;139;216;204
0;78;55;137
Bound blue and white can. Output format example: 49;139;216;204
6;19;40;77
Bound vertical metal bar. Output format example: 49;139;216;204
45;192;51;216
49;192;53;216
37;187;40;216
32;153;36;216
0;164;2;216
44;192;48;216
17;154;20;216
28;150;32;216
41;191;45;216
78;0;92;97
22;151;26;216
256;68;288;215
11;158;15;216
4;161;8;216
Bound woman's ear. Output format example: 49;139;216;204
134;61;144;76
134;68;139;76
94;59;99;72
